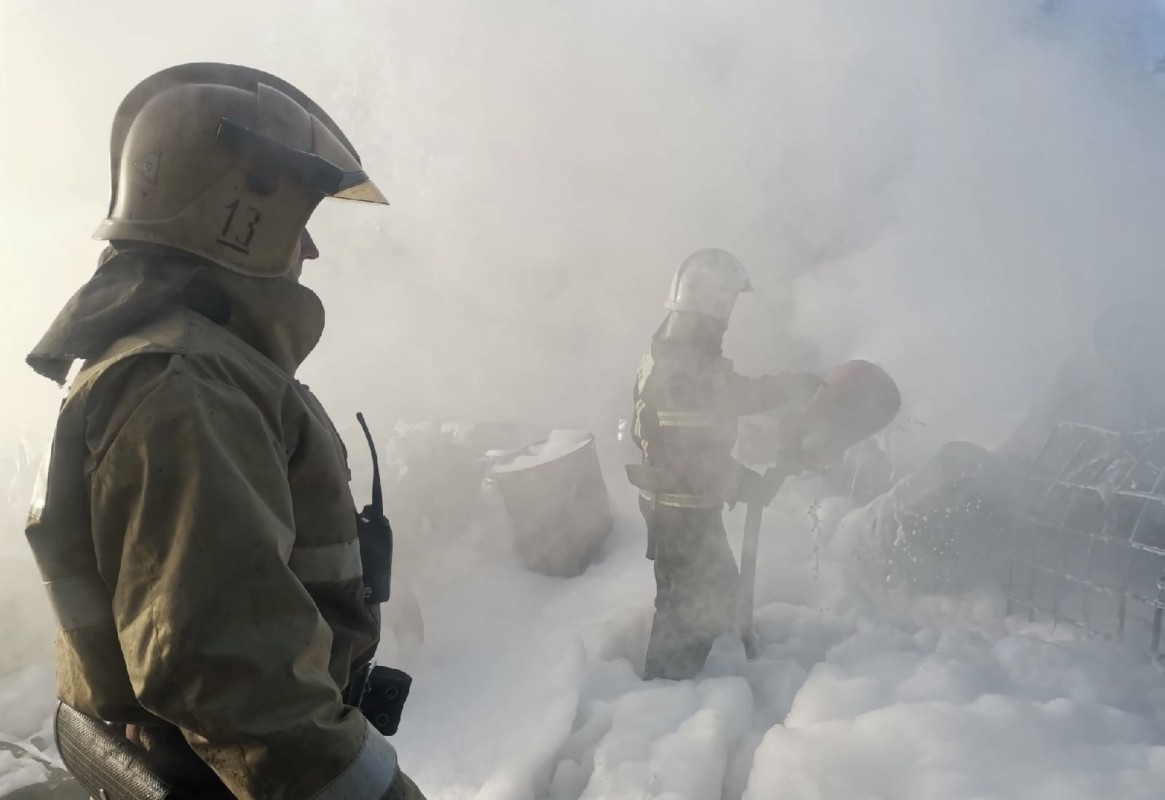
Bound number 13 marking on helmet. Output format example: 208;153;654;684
217;199;262;255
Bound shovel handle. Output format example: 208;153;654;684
738;501;765;658
738;465;795;658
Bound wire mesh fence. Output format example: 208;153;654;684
856;422;1165;663
1002;422;1165;660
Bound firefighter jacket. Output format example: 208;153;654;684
631;332;805;509
24;245;397;799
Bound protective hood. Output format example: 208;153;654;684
28;245;325;382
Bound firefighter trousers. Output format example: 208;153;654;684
640;497;739;680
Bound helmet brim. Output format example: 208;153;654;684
334;179;388;205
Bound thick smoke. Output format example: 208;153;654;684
305;0;1165;469
5;1;1165;458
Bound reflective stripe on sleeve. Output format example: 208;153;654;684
288;539;364;584
310;720;399;800
44;573;114;631
656;410;718;428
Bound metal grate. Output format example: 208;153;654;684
1001;422;1165;660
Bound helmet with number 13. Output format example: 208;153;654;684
94;62;388;279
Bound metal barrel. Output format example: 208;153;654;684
492;431;613;577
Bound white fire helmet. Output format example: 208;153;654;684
664;248;752;320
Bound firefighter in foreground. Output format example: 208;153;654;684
627;249;823;680
25;64;422;799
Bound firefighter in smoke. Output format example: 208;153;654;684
627;249;823;680
25;64;422;799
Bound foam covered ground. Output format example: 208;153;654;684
2;477;1163;799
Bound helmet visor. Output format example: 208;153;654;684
217;117;388;204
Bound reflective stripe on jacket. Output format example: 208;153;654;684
631;333;798;505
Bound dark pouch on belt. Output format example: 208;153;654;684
360;666;412;737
